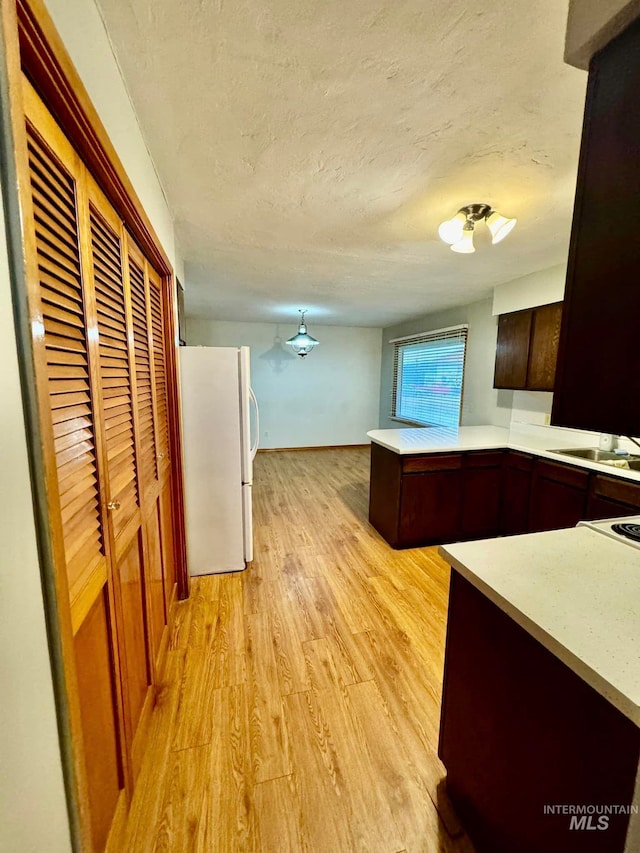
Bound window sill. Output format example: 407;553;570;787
389;417;433;428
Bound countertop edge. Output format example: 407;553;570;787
439;546;640;727
367;430;640;484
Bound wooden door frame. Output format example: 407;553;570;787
4;0;188;604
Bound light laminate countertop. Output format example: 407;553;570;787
440;527;640;725
367;424;640;484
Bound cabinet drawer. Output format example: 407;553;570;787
590;474;640;509
505;450;534;472
464;450;504;469
402;453;463;474
534;459;589;490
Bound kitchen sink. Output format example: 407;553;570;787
549;447;640;467
550;448;621;461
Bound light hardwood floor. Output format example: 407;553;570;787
121;447;476;852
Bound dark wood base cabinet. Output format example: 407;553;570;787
368;444;503;548
439;572;640;853
500;451;534;535
369;444;640;548
528;458;589;532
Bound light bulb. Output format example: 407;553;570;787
438;212;466;245
486;211;517;244
451;225;475;254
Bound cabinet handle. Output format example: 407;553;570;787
107;500;121;511
157;453;165;461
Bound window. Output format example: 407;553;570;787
391;325;468;427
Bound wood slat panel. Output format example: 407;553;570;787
129;253;158;489
26;123;105;599
148;267;169;475
90;203;139;538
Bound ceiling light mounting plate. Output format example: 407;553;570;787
458;203;492;222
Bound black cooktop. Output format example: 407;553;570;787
611;522;640;543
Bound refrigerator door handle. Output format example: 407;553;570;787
249;387;260;461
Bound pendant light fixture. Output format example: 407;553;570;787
286;309;319;358
438;203;517;254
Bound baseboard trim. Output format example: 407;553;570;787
257;443;370;453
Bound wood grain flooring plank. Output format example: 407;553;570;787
253;775;308;853
121;649;186;852
268;581;311;696
154;684;254;853
211;573;246;688
302;636;343;693
184;574;220;650
282;690;366;853
348;678;465;853
246;611;292;783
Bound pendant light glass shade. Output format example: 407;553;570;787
451;224;475;254
286;310;319;358
438;212;466;245
486;211;517;244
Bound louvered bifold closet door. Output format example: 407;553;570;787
83;177;155;783
148;266;170;480
21;79;126;853
26;118;107;616
88;189;140;537
128;241;158;496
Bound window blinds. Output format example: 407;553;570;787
391;325;468;427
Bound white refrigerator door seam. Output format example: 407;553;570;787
249;386;260;461
242;483;253;563
239;346;253;485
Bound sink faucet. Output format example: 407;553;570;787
627;435;640;452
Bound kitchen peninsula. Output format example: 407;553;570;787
367;425;640;548
367;425;640;851
438;528;640;853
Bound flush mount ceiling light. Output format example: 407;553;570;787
285;309;319;358
438;204;517;254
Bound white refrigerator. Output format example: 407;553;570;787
179;346;259;575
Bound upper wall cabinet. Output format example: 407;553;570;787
494;302;563;391
552;18;640;436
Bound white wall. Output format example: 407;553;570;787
378;298;513;431
187;319;382;448
492;265;566;316
0;185;71;852
565;0;640;69
43;0;181;274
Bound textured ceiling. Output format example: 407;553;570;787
96;0;587;327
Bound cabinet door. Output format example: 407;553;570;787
399;464;463;546
529;459;588;532
460;452;503;540
527;303;562;391
585;474;640;520
501;452;533;535
494;309;531;389
552;19;640;435
369;442;403;547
